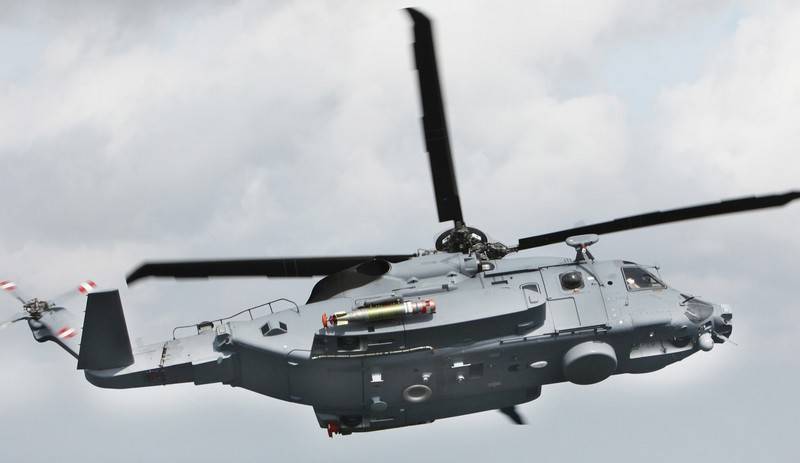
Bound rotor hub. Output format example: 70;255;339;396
435;225;486;253
435;225;510;259
22;299;50;319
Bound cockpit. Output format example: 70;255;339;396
622;266;665;291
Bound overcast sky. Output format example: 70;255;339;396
1;1;798;461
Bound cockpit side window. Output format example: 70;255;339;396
622;266;665;291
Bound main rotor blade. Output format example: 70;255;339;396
126;255;414;285
407;8;464;225
516;191;800;251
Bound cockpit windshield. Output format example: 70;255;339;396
622;266;665;291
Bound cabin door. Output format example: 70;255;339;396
539;264;608;331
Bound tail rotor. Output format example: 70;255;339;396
1;279;98;331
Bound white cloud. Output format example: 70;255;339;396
654;3;800;195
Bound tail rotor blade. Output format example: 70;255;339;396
1;312;29;330
48;280;98;305
1;280;27;304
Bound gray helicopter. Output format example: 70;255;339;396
3;9;798;437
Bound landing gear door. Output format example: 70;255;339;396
540;265;608;330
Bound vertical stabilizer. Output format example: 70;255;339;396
77;290;134;370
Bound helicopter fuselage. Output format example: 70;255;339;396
83;252;732;435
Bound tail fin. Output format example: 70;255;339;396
77;290;134;370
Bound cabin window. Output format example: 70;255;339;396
622;266;665;291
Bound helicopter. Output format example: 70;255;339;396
2;8;798;438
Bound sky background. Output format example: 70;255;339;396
1;0;799;461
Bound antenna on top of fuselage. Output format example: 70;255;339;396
566;234;600;263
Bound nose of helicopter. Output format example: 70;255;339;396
712;303;734;342
689;301;733;351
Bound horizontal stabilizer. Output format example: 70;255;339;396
77;290;134;371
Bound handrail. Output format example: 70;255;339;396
171;297;300;340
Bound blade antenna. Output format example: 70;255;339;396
498;406;526;425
